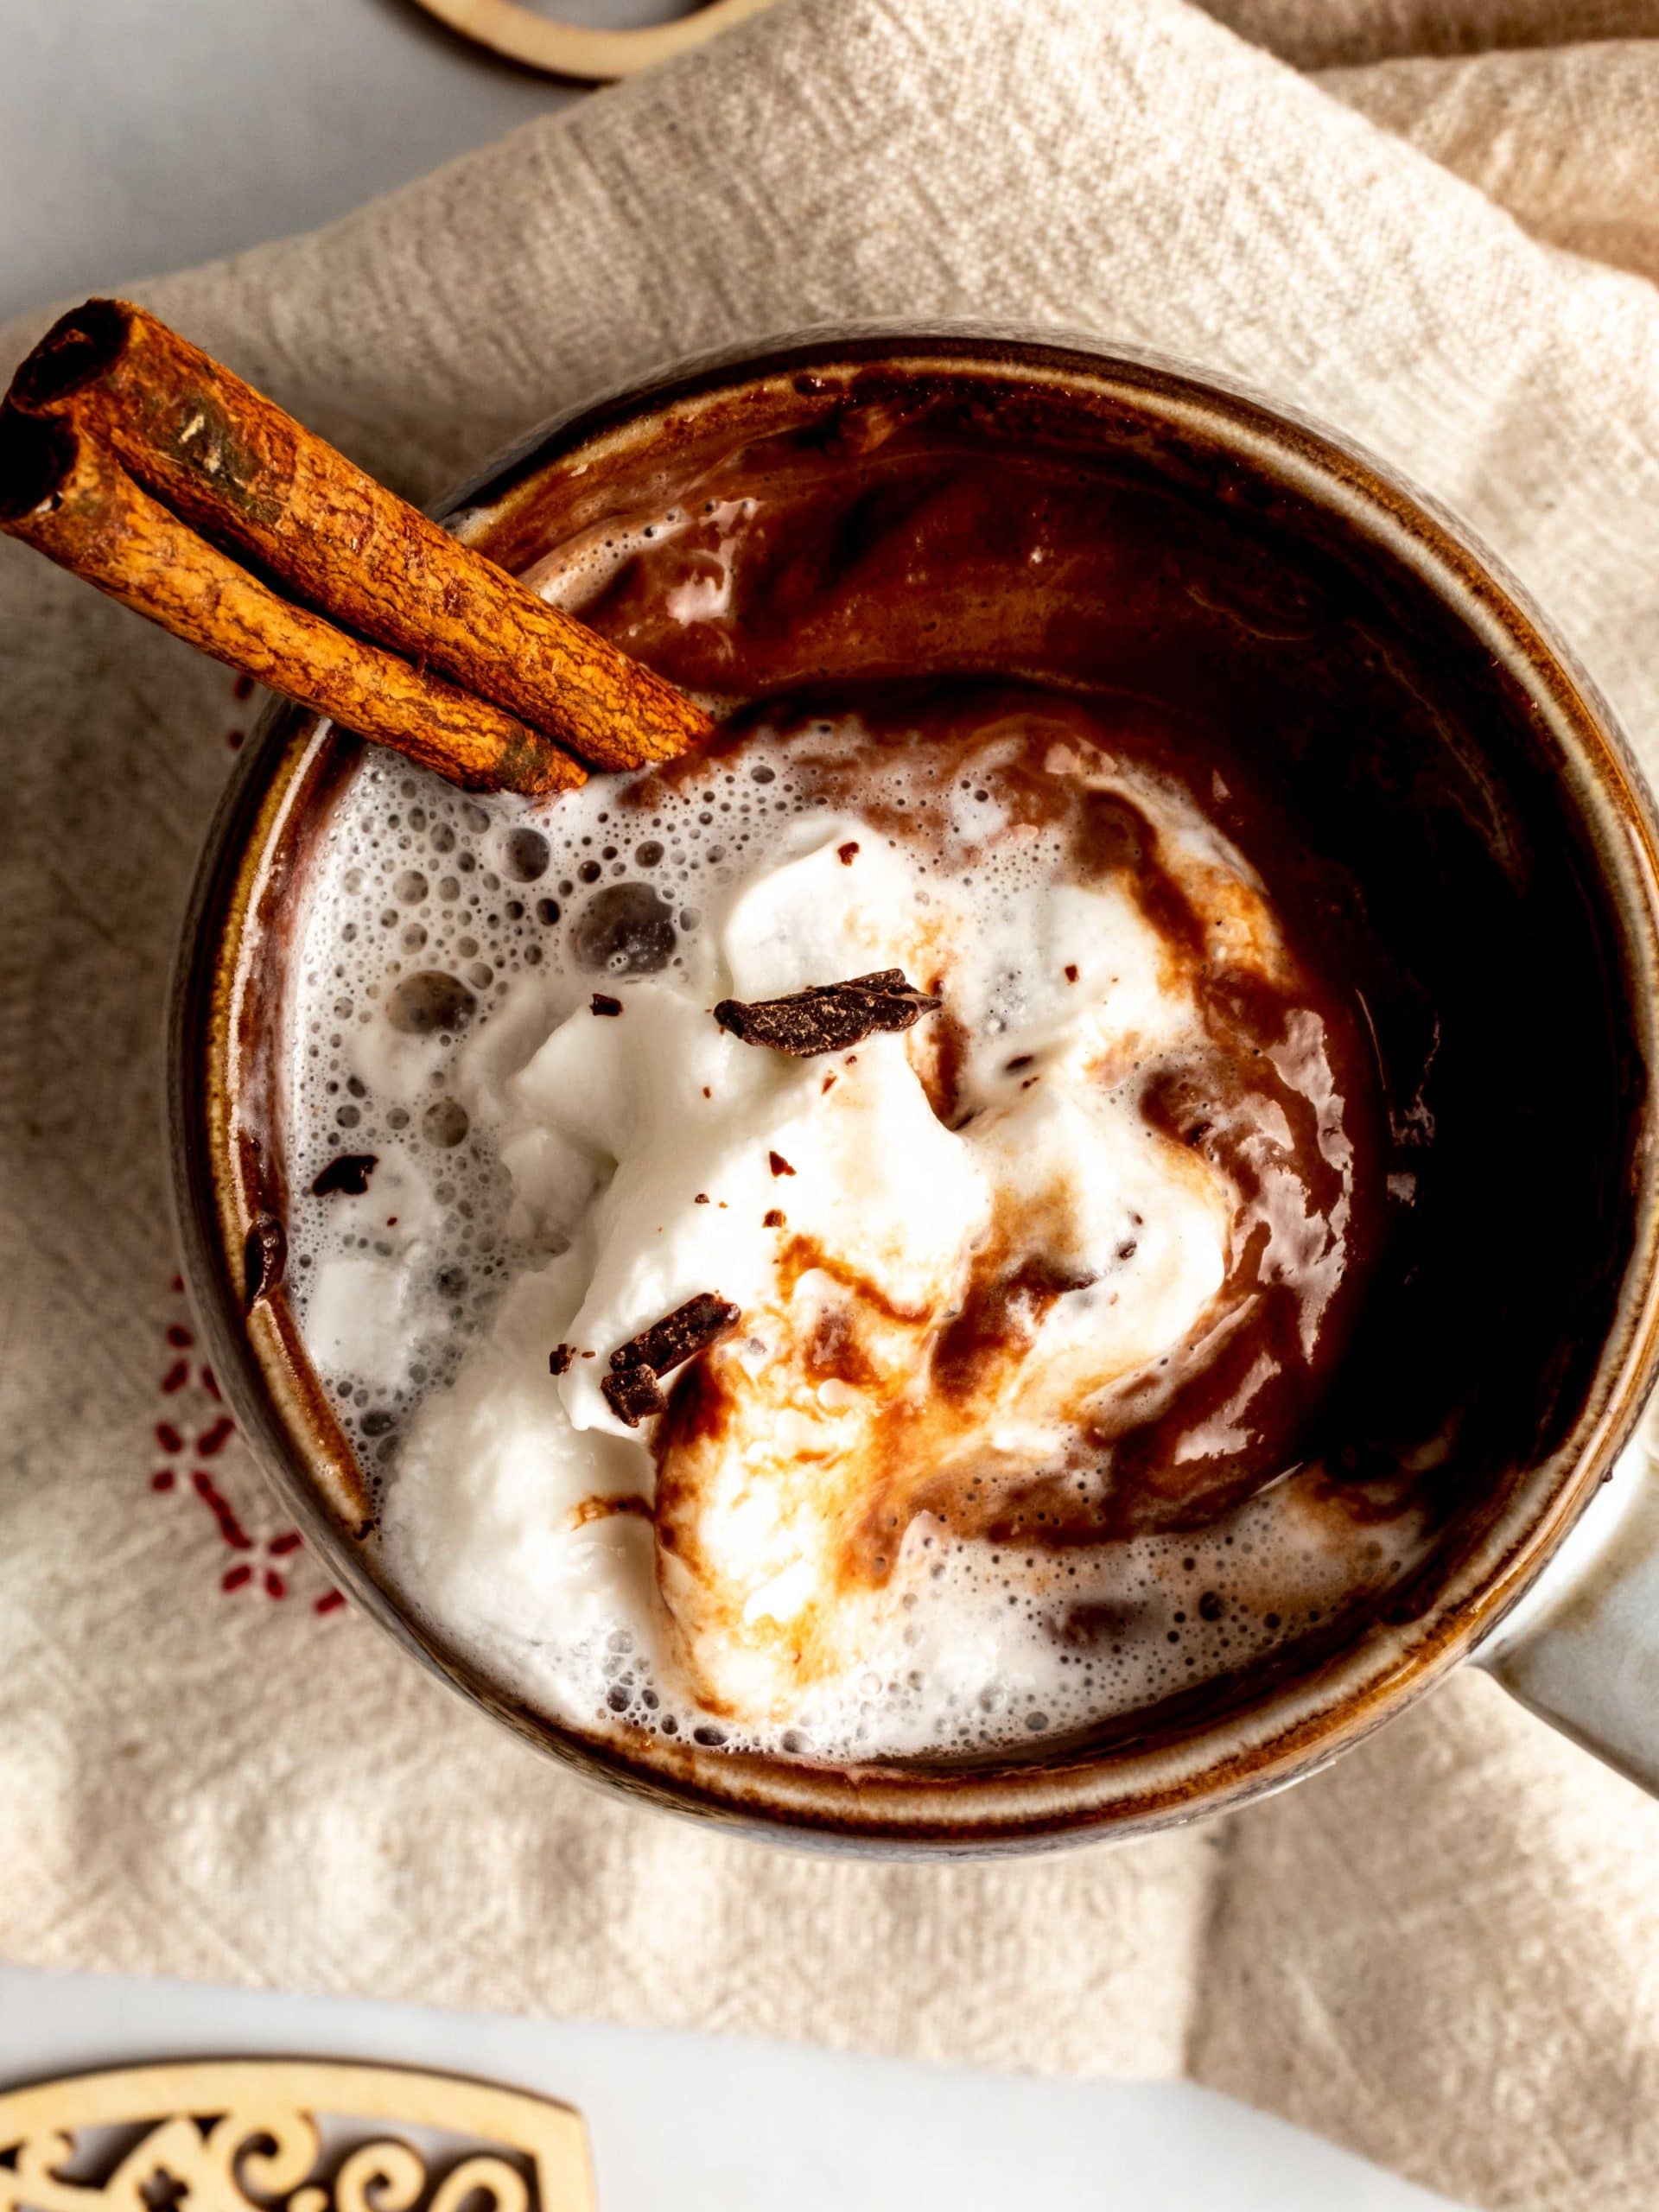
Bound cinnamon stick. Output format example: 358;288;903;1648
0;410;582;797
8;299;711;773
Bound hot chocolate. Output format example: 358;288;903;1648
272;373;1634;1772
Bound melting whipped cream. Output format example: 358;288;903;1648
377;779;1251;1727
284;702;1394;1759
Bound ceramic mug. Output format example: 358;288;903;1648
169;328;1659;1852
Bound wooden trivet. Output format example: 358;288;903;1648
409;0;778;81
0;2061;593;2212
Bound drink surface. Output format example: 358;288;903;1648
276;401;1630;1768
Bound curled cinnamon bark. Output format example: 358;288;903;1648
3;298;716;789
0;411;583;797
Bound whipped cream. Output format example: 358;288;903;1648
283;702;1402;1759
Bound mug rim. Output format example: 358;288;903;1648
169;323;1659;1854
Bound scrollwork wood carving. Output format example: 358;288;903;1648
0;2064;589;2212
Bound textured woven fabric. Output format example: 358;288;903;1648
5;3;1659;2204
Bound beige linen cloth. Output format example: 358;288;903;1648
6;1;1659;2203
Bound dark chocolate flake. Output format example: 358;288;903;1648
768;1150;796;1178
590;993;624;1017
600;1291;741;1428
616;1291;741;1376
548;1343;575;1376
601;1365;667;1427
311;1152;378;1198
713;969;940;1058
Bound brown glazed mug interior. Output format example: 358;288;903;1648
169;328;1659;1853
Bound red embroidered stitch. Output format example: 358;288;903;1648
193;1469;253;1551
149;1270;346;1615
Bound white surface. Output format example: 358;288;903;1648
0;1964;1455;2211
1;8;1458;2208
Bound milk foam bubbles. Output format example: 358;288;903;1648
283;709;1408;1760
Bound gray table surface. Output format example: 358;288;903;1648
4;0;574;330
1;5;1458;2202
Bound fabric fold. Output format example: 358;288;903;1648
1202;0;1659;70
1324;39;1659;282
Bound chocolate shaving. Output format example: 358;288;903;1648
768;1150;795;1178
714;969;940;1058
567;1492;655;1531
548;1343;575;1376
613;1291;741;1376
601;1364;666;1426
590;993;623;1017
311;1152;378;1197
600;1291;741;1427
244;1213;286;1311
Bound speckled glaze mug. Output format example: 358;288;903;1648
169;329;1659;1853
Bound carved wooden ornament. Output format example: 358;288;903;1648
409;0;779;82
0;2062;593;2212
